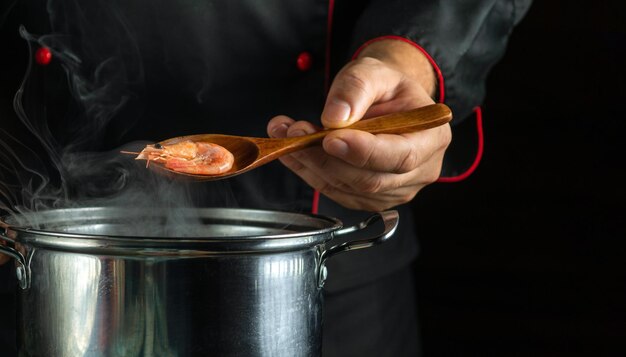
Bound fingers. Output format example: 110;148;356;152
267;114;450;192
267;115;295;138
323;124;451;174
267;115;322;138
321;57;403;128
275;148;432;211
304;171;423;212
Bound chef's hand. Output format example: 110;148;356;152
267;39;451;211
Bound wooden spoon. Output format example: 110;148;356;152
148;103;451;181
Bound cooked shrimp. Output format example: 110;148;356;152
129;140;234;175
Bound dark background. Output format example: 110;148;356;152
411;1;626;356
1;1;625;356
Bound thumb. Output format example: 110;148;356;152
321;58;399;128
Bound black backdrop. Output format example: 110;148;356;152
1;1;625;356
411;1;626;356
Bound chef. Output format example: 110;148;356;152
0;0;532;355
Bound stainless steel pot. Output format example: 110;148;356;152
0;207;398;357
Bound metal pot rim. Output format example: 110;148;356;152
1;206;343;254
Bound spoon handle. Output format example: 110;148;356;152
346;103;452;135
264;103;452;158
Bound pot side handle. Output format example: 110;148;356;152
321;210;399;264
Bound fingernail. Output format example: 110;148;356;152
323;99;351;124
291;129;307;137
326;138;349;158
271;123;289;138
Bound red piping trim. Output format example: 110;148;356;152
351;35;445;103
312;189;320;215
437;106;484;183
312;0;335;214
324;0;335;93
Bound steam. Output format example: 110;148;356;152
0;7;235;234
0;1;304;236
20;0;144;150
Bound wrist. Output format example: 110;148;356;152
354;38;438;99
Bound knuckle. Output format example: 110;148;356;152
357;142;376;169
355;56;383;67
317;181;334;196
399;191;418;204
316;157;347;189
353;175;384;194
326;175;346;191
340;68;369;96
395;146;420;173
318;154;333;172
440;125;452;148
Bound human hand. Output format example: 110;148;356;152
267;39;451;211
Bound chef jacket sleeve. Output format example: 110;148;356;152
349;0;533;122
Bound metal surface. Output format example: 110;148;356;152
0;207;399;357
320;210;399;263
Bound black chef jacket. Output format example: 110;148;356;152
1;0;532;355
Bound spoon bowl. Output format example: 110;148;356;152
148;103;452;181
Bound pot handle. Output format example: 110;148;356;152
321;210;399;264
0;223;30;289
317;210;398;288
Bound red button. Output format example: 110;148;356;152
296;51;312;71
35;47;52;66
